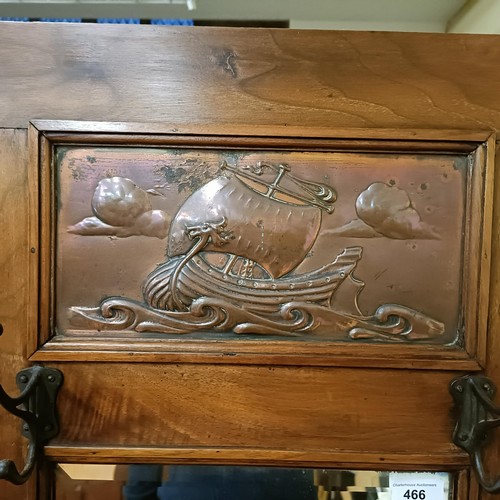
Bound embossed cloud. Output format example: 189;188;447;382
331;182;439;240
68;177;170;239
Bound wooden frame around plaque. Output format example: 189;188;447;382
27;121;494;370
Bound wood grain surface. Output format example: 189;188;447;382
481;140;500;500
1;23;500;500
0;130;35;499
45;363;462;455
44;447;470;469
0;25;500;132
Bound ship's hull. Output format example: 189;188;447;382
143;246;363;313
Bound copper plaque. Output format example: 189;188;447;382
49;141;483;345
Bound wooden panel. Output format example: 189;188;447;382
0;25;500;131
45;447;469;470
47;363;464;460
0;130;34;499
480;147;500;500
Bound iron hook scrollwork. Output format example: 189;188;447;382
450;374;500;494
0;366;63;485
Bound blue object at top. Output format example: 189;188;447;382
39;18;82;22
151;19;194;25
0;17;193;25
97;18;140;24
0;17;30;22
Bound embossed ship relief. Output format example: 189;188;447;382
69;161;445;341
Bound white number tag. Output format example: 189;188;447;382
390;472;446;500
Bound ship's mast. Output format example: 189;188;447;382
264;163;291;199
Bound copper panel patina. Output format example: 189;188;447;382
53;145;471;345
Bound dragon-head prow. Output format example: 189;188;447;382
185;217;233;247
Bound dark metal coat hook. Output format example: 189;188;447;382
0;366;63;485
450;374;500;494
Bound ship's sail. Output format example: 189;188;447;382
168;173;323;278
